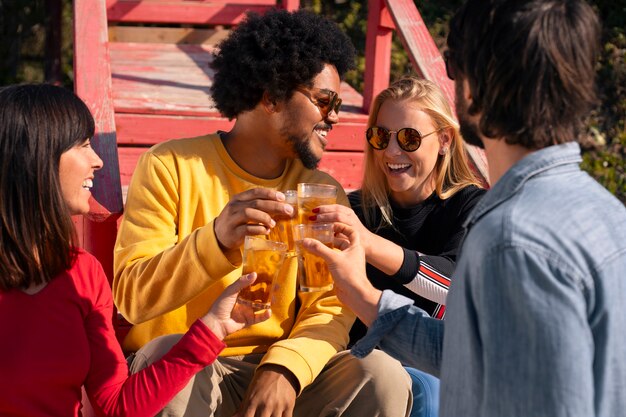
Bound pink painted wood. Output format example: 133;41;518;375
74;0;124;285
362;0;393;113
74;0;123;220
118;147;365;195
106;0;281;25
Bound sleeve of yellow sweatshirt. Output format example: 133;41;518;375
113;151;239;324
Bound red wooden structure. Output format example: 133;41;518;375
73;0;489;349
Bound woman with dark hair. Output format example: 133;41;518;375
0;84;269;417
312;77;486;417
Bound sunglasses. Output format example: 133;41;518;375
366;126;443;152
296;87;342;118
443;50;456;81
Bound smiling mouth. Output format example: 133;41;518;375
387;163;411;173
314;126;330;147
82;179;93;190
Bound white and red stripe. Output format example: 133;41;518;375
404;262;451;316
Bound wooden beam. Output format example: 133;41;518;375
74;0;124;220
74;0;124;289
106;1;279;25
362;0;393;113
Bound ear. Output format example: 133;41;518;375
261;91;278;114
438;127;454;156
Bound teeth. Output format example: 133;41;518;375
387;163;411;170
82;179;93;189
315;128;328;138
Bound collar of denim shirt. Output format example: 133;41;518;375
464;142;582;229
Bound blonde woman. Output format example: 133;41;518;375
312;76;485;417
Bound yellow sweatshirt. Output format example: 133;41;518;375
113;134;355;392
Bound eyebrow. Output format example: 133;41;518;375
314;88;336;96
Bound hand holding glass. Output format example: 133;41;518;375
293;223;334;292
297;183;337;224
237;236;287;310
268;190;297;252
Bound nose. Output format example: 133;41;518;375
324;108;339;124
384;132;403;155
91;148;104;171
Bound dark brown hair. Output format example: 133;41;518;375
0;84;95;291
448;0;600;149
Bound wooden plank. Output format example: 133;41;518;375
106;0;283;25
109;42;367;118
114;113;367;151
318;152;364;192
74;0;124;219
363;0;393;113
118;147;364;191
109;26;230;45
385;0;454;107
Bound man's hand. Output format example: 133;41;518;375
200;273;271;340
234;365;298;417
302;223;382;326
214;188;294;250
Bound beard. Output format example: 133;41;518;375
455;80;485;149
282;131;320;170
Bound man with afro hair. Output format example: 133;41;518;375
114;8;412;417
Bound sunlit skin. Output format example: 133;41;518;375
58;139;103;216
373;99;449;207
279;64;341;169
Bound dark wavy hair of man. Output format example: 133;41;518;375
447;0;601;149
210;8;356;120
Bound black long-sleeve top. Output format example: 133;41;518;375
348;185;486;344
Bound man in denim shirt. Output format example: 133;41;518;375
303;0;626;416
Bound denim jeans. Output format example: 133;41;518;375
405;367;439;417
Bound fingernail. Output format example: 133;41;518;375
312;207;320;213
285;204;294;215
270;219;276;227
276;191;285;201
309;215;317;221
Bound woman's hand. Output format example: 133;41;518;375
311;204;374;257
200;273;271;339
301;224;382;326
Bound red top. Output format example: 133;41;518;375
0;250;225;416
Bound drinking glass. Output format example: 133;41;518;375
292;223;334;292
296;183;337;224
237;236;287;310
268;190;297;253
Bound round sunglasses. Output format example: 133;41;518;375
366;126;443;152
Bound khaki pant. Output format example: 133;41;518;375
130;334;412;417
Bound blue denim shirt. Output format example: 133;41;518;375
352;142;626;417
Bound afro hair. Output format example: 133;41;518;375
210;9;356;119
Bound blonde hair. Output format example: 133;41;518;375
361;77;483;230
